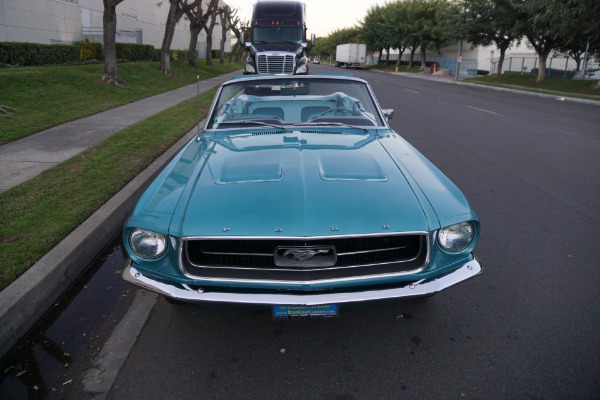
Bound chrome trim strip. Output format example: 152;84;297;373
180;231;428;241
123;258;481;306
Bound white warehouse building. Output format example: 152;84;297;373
0;0;231;55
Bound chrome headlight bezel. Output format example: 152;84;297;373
129;228;168;259
437;222;475;253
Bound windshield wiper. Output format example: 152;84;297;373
217;120;287;130
292;122;369;132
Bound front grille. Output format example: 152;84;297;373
181;234;428;283
256;54;295;74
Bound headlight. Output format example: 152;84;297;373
245;64;256;73
437;222;475;252
129;228;167;259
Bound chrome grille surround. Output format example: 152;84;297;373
179;233;430;286
256;53;295;74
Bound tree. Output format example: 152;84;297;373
102;0;126;85
160;0;202;74
410;0;454;72
460;0;522;76
185;0;219;68
361;5;387;64
513;0;598;81
203;0;220;66
218;6;230;64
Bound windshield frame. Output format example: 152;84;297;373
203;75;389;132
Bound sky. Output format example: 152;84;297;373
224;0;389;37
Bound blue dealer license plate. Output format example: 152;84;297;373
273;304;338;319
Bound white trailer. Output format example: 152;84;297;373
335;43;367;69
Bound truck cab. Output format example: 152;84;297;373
242;1;315;75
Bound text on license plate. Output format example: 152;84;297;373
272;304;338;319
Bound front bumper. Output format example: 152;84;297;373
122;258;481;306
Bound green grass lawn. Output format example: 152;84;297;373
465;73;600;99
0;60;241;145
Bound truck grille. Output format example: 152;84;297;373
180;234;428;283
256;54;295;74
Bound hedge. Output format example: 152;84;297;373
116;43;155;61
0;42;79;66
77;41;102;61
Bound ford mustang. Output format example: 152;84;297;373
122;74;481;317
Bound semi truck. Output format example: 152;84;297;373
335;43;367;69
241;1;315;75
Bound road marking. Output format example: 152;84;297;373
404;89;419;94
467;105;503;116
82;289;158;398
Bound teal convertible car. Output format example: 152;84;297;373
122;74;481;317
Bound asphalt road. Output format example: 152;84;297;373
99;65;600;399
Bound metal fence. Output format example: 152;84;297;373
370;53;480;77
491;56;600;79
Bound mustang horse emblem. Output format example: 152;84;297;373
283;248;330;262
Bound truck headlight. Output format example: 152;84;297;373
437;222;475;252
295;58;308;74
129;228;167;259
245;63;256;73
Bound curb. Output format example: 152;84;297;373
0;127;198;358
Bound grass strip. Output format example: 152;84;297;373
0;89;216;290
465;74;600;100
0;61;241;145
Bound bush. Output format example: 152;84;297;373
477;70;490;76
115;43;155;61
76;41;101;61
0;42;79;66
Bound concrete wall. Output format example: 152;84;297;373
0;0;231;53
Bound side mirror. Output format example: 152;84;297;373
382;109;394;121
240;32;251;49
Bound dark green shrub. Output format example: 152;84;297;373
115;43;155;61
0;42;79;66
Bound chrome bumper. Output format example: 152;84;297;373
123;258;481;306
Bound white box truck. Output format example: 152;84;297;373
335;43;367;69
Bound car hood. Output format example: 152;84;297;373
128;130;475;238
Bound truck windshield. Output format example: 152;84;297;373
253;27;303;44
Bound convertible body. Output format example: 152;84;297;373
122;75;481;316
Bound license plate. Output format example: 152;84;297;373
273;304;338;319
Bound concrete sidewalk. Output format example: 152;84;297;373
0;70;240;192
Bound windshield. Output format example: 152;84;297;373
207;77;385;130
252;27;303;44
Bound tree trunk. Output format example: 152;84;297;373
187;23;201;67
394;46;406;68
408;47;417;68
385;47;390;64
420;47;427;72
536;50;550;81
377;48;382;64
204;12;218;66
160;2;179;74
496;46;507;77
102;0;125;85
219;10;226;64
